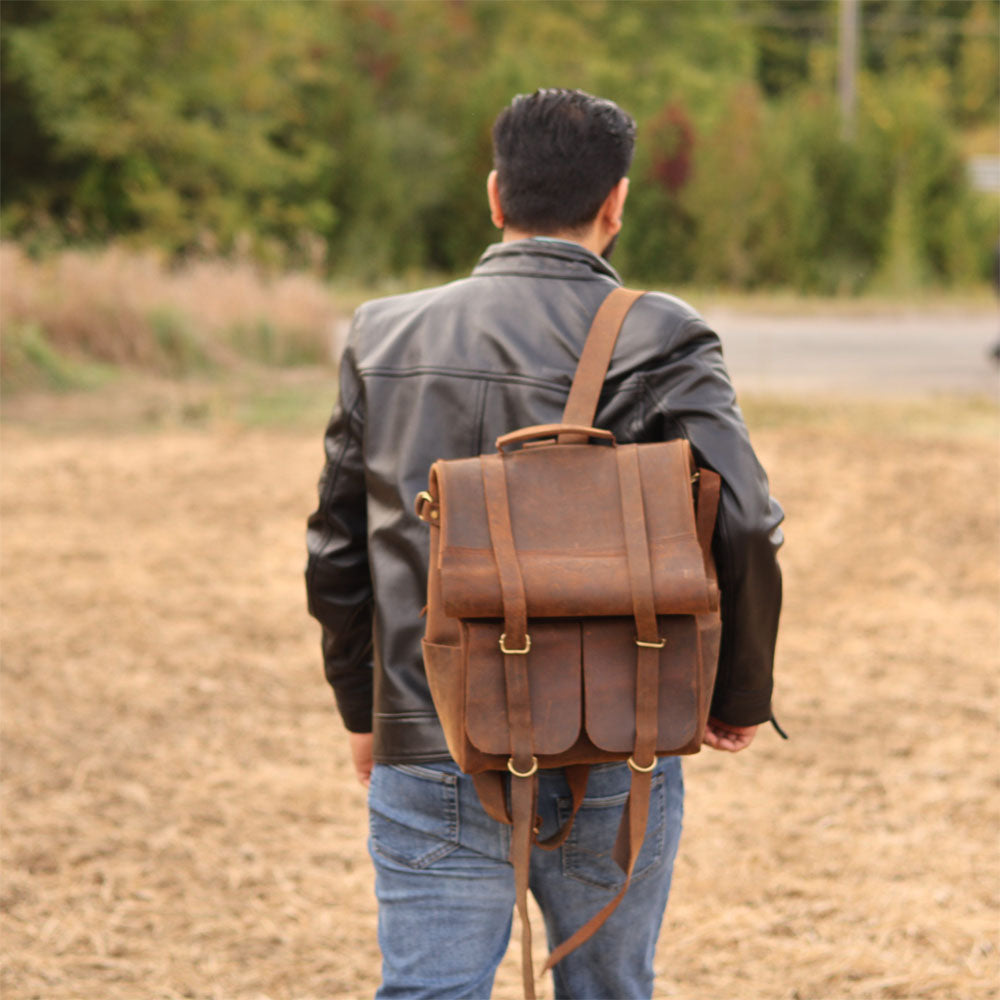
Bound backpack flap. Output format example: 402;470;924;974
435;437;716;620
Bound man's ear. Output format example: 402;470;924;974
601;177;629;236
487;170;504;230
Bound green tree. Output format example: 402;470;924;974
4;1;336;257
954;0;1000;125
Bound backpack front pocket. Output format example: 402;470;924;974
582;616;701;754
463;620;583;756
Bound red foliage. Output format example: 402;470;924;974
347;3;400;87
647;103;695;194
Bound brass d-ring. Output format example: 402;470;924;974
499;633;531;655
414;491;439;521
627;756;657;773
507;756;539;778
635;637;666;649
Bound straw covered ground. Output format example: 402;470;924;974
1;376;998;1000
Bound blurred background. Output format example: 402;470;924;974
1;0;998;390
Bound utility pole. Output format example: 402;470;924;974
839;0;859;140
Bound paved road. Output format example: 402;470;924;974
702;308;1000;397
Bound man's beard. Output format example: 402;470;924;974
601;234;619;261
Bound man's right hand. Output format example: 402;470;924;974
702;717;757;752
348;731;375;787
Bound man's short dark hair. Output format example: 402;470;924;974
492;88;636;234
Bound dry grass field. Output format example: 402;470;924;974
1;371;997;1000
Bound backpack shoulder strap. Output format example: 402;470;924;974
558;286;645;443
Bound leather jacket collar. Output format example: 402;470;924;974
473;238;623;283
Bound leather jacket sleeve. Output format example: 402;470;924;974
305;343;374;733
634;306;783;727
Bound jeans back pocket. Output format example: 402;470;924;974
558;763;681;890
369;763;461;869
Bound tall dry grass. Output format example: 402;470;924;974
0;243;346;388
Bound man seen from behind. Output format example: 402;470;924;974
306;88;783;1000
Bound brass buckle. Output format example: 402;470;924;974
499;633;531;655
415;490;439;521
508;756;539;778
627;756;657;773
635;637;666;649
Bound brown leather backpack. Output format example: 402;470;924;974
415;287;722;998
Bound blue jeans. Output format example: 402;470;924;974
368;757;683;1000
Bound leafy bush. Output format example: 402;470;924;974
635;75;992;294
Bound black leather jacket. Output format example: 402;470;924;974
306;239;783;763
